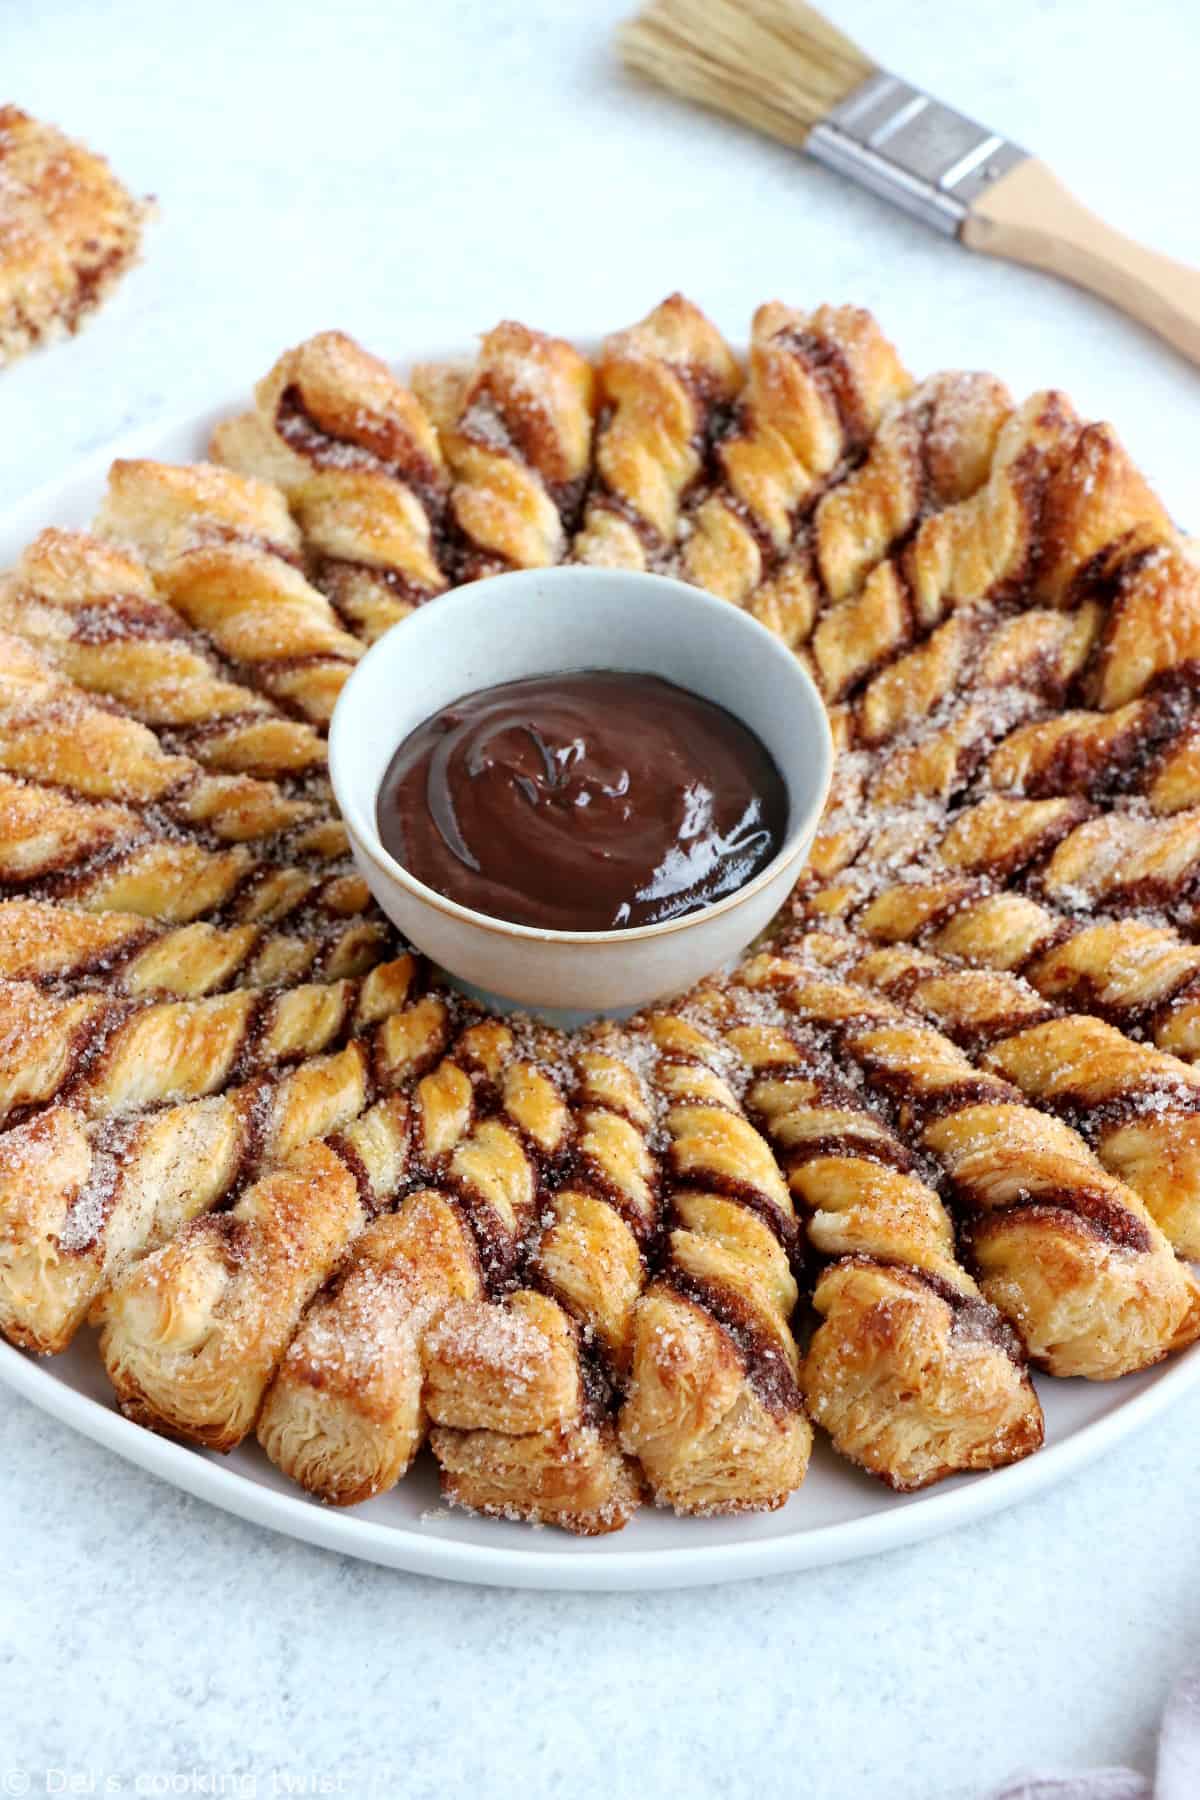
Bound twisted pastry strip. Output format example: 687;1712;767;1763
983;686;1200;815
0;628;316;846
0;898;388;996
0;106;147;370
679;302;912;606
257;1016;575;1508
0;952;420;1129
813;877;1200;1066
811;392;1080;704
571;294;740;571
256;1190;482;1506
0;771;367;928
1022;419;1200;710
854;600;1103;752
94;460;362;727
100;1093;413;1448
694;978;1042;1489
0;529;325;777
412;321;595;578
211;330;450;642
845;940;1200;1261
422;1024;659;1533
617;1007;811;1517
850;609;1098;813
749;369;1007;657
0;958;448;1353
745;950;1200;1379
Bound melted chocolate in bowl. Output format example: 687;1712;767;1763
375;671;790;933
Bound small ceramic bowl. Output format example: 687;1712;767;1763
329;566;832;1013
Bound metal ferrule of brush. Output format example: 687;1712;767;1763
808;73;1028;236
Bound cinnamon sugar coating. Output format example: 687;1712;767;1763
0;107;148;368
2;295;1200;1534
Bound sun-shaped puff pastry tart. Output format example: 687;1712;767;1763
0;107;148;368
3;294;1200;1536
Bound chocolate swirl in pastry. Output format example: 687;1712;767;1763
814;877;1200;1067
412;321;595;578
423;1024;659;1533
811;392;1080;705
701;978;1042;1490
0;529;325;778
257;1017;578;1511
0;958;448;1354
211;331;450;642
0;952;427;1131
617;1007;812;1517
748;370;1008;663
744;950;1200;1380
94;460;362;727
0;897;388;997
571;294;740;571
0;761;368;929
0;106;148;369
100;1093;414;1448
0;628;315;847
839;941;1200;1258
679;302;912;609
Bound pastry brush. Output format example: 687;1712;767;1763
618;0;1200;367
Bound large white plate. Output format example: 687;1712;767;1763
3;382;1198;1592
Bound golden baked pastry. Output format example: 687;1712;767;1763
211;331;450;641
0;107;147;368
0;529;325;777
747;948;1200;1380
94;459;363;726
698;976;1043;1488
414;321;595;577
572;294;740;571
2;294;1200;1542
617;1004;811;1515
0;957;443;1354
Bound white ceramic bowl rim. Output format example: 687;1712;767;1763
328;566;833;947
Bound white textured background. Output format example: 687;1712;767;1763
2;1;1199;1795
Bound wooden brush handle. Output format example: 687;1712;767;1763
963;157;1200;368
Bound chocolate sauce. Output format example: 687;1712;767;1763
376;671;789;933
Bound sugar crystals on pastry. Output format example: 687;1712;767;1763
0;529;325;778
413;320;595;577
703;973;1043;1490
94;460;363;727
571;293;740;571
0;106;148;368
212;330;450;642
617;1007;812;1516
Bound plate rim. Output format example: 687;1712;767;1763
5;1334;1198;1590
3;378;1198;1592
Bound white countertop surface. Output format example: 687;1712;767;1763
2;1;1199;1794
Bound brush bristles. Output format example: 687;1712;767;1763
617;0;875;149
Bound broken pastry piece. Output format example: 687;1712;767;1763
211;331;450;642
0;106;148;368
